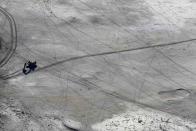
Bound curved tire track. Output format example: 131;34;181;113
0;6;17;68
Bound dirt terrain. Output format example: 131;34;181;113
1;0;196;130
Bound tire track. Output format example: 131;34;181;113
0;6;17;68
3;38;196;80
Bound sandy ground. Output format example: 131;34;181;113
1;0;196;130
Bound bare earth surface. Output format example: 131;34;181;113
1;0;196;130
